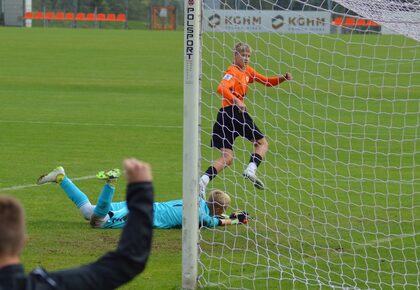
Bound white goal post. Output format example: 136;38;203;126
182;0;201;289
183;0;419;289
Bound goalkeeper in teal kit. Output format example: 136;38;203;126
37;167;250;228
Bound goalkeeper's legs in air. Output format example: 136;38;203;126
37;167;122;222
243;137;268;190
90;169;121;227
37;166;94;220
96;169;121;210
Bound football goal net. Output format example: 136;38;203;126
182;0;419;289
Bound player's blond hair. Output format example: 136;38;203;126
207;190;231;215
0;195;26;258
234;42;252;55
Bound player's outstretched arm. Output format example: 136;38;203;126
48;158;154;290
249;67;293;86
219;211;251;226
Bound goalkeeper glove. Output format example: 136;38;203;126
229;211;250;224
216;213;230;219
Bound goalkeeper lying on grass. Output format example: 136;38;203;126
37;166;250;229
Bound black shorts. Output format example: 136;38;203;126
211;105;265;150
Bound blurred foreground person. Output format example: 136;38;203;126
0;158;154;290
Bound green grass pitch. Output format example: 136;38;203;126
0;27;418;289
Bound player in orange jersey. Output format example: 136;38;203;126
199;42;292;194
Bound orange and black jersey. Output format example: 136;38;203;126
217;64;283;108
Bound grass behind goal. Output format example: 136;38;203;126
0;27;418;289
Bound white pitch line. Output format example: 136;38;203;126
2;174;418;192
372;60;419;68
2;119;419;139
364;232;419;247
0;119;182;129
0;175;96;192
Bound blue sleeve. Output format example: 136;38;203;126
199;199;220;227
202;215;221;227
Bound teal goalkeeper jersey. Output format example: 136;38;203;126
98;198;219;229
100;201;129;229
153;198;220;229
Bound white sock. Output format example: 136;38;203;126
200;175;210;186
246;162;257;174
80;202;95;220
